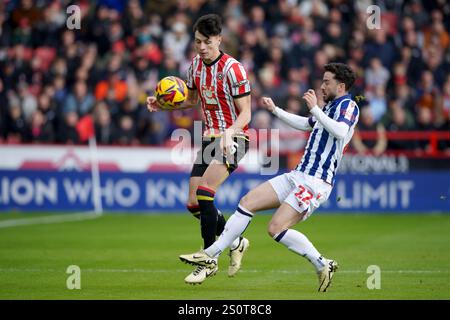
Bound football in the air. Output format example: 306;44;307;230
155;76;188;109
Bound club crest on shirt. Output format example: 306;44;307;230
216;72;223;81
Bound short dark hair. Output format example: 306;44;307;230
193;14;222;37
324;63;356;92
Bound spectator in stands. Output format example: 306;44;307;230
391;62;408;88
423;45;447;88
36;92;57;133
364;29;396;69
158;55;181;79
93;101;116;145
29;110;54;143
147;110;171;145
365;58;390;92
123;0;147;37
367;85;388;123
163;21;190;64
416;70;441;113
94;70;128;104
63;80;95;116
57;111;80;144
6;103;29;143
352;106;387;156
415;107;435;152
384;102;415;151
113;115;138;145
423;11;449;51
52;75;68;111
323;21;346;53
17;82;37;121
11;0;42;29
246;5;271;35
404;0;428;30
394;83;416;113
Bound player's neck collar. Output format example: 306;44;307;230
203;51;224;66
325;93;351;111
332;93;351;105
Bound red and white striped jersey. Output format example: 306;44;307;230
186;52;251;137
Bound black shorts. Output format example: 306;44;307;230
190;136;250;177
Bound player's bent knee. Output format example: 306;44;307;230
267;222;282;238
239;193;255;211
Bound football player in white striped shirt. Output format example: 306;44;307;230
180;63;359;291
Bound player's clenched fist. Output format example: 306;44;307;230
302;89;318;110
261;97;276;112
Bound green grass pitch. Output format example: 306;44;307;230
0;212;449;300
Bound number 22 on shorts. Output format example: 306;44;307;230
294;185;313;206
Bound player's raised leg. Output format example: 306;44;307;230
207;181;280;257
180;181;280;270
268;202;338;292
225;181;281;276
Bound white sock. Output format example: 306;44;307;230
274;229;325;271
205;205;253;258
219;210;240;250
230;237;241;250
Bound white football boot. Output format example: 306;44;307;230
317;259;339;292
179;250;217;267
184;265;219;285
228;237;250;277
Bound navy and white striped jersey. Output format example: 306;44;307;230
296;94;359;185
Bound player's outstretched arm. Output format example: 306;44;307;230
146;89;199;112
261;96;312;131
303;89;348;140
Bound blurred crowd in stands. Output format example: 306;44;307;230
0;0;449;154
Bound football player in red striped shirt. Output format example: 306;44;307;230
147;14;251;284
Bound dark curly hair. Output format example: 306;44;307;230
324;63;356;92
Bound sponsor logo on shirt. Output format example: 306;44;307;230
202;85;218;110
233;79;249;88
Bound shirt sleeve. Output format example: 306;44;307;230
272;107;312;131
336;99;359;127
310;106;349;140
227;62;251;98
186;62;196;90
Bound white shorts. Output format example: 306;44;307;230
268;170;332;221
